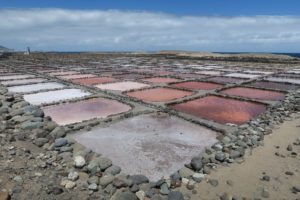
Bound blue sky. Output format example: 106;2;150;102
0;1;300;52
1;0;300;16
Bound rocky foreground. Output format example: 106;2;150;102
0;83;300;200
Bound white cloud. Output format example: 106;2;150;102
0;8;299;52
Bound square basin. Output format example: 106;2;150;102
0;78;46;86
126;88;193;102
95;81;150;92
7;82;66;93
142;77;180;84
49;71;80;76
72;113;217;180
195;71;222;76
23;89;91;105
171;81;222;90
224;73;261;79
170;95;267;125
206;76;248;84
265;77;300;85
43;98;131;125
71;77;117;85
58;74;97;80
247;81;299;90
220;87;285;101
0;74;35;80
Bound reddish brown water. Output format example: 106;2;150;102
127;88;193;102
170;95;267;125
171;81;222;90
43;98;131;125
248;81;299;91
221;87;285;101
71;77;117;85
206;76;248;84
142;77;180;84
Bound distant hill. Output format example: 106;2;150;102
0;45;13;52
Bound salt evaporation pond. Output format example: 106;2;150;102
0;74;35;80
170;95;267;125
0;78;46;86
126;87;193;102
221;87;286;101
72;113;217;180
43;98;131;125
7;82;65;93
247;81;299;91
171;81;222;90
24;89;91;105
95;81;150;92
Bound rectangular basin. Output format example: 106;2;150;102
220;87;285;101
126;87;193;102
170;95;267;125
72;113;217;181
23;89;91;105
43;98;131;125
0;78;46;86
95;81;150;92
7;82;66;93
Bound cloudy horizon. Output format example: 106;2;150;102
1;8;300;52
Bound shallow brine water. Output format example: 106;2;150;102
7;82;65;93
23;89;91;105
247;81;299;91
0;78;46;86
72;113;217;181
95;81;150;91
71;77;117;85
0;74;35;80
142;77;181;84
170;95;267;125
43;98;131;125
205;76;248;84
126;87;193;102
171;81;222;90
221;87;286;101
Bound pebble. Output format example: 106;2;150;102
168;191;184;200
160;183;169;195
88;183;98;191
105;165;122;175
136;190;146;200
261;188;270;198
111;190;138;200
100;174;115;187
262;175;270;182
74;155;86;168
215;152;226;162
285;171;294;176
226;180;234;186
13;175;23;182
61;180;76;189
292;186;300;193
192;173;205;182
98;157;112;170
190;156;203;171
186;180;195;190
54;138;68;147
68;171;79;181
208;179;219;187
179;167;194;178
0;191;10;200
130;175;149;185
287;144;293;151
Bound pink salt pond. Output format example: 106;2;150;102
72;113;217;180
171;81;222;90
71;77;117;85
170;95;267;125
95;81;150;92
206;76;247;84
221;87;286;101
142;77;180;84
126;88;193;102
0;78;46;86
57;74;96;80
247;81;299;91
43;98;131;125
